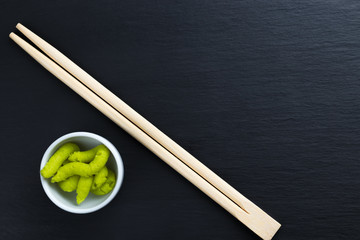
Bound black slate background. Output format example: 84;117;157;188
1;1;359;239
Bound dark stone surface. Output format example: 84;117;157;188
1;1;359;239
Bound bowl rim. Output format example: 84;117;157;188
40;131;124;214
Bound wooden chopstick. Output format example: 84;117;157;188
10;25;280;240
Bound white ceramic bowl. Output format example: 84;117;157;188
40;132;124;214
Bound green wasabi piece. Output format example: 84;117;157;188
68;145;104;163
51;145;110;182
57;159;80;192
92;166;109;191
58;175;80;192
41;143;79;178
91;169;116;195
76;176;93;205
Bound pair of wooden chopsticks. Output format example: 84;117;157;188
10;23;280;240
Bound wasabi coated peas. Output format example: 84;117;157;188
41;143;117;205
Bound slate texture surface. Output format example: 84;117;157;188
1;1;359;239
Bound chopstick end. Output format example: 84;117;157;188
16;23;24;30
9;32;16;39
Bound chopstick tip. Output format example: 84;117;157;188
9;32;15;39
16;23;23;29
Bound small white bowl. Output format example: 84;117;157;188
40;132;124;214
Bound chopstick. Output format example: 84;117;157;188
10;25;280;240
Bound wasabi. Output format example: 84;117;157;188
92;166;109;191
40;143;116;204
76;176;93;204
91;169;116;195
41;143;79;178
51;145;110;182
58;175;80;192
68;145;104;163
